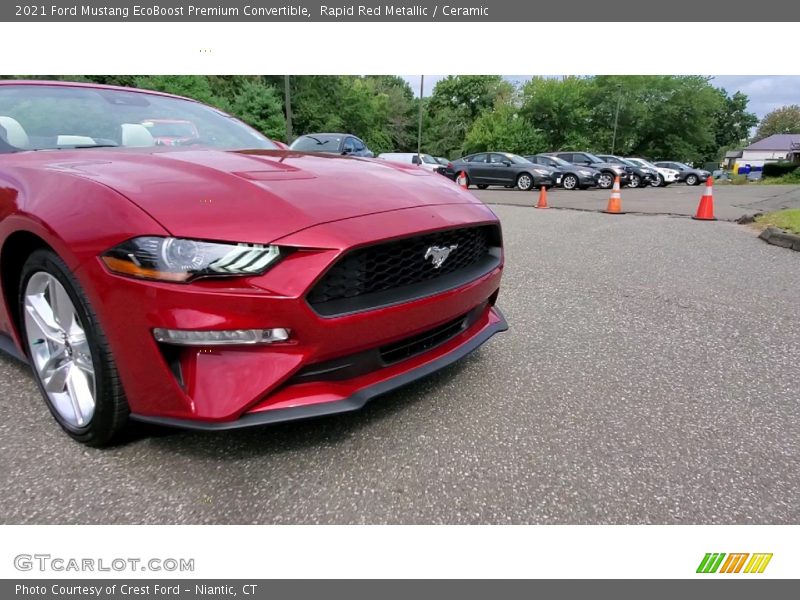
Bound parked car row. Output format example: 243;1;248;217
440;151;710;191
286;132;710;191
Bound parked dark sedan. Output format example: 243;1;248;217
653;161;710;186
525;154;601;190
449;152;556;191
596;154;657;189
549;151;630;189
289;133;374;157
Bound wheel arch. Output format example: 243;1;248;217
0;230;58;349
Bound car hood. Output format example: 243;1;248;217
33;148;479;243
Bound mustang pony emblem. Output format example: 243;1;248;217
424;244;458;269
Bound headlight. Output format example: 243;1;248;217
579;170;593;176
101;236;284;283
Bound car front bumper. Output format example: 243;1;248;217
75;203;505;428
133;305;507;430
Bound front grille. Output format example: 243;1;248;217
380;313;469;365
308;225;499;316
288;305;485;385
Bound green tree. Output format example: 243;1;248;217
520;76;595;150
754;105;800;140
132;75;219;106
712;90;758;150
425;76;513;158
226;79;285;140
463;101;546;155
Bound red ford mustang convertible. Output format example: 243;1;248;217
0;80;506;446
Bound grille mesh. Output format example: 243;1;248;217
307;226;493;309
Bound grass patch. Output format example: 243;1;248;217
755;209;800;235
760;170;800;185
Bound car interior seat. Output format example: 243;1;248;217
56;135;97;146
121;123;155;147
0;116;30;149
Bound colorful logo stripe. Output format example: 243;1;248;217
697;553;772;574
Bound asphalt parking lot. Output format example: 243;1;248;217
1;204;799;524
474;183;800;221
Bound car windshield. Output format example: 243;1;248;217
543;155;571;167
629;158;657;169
599;155;629;165
420;154;437;164
672;162;691;169
290;135;342;152
583;153;605;163
0;84;277;152
145;121;198;138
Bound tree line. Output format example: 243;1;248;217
5;74;795;163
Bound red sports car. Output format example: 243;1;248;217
0;80;506;446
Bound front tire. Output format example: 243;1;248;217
562;174;579;190
629;174;642;188
650;174;664;187
597;172;614;189
685;174;699;186
19;249;129;446
516;173;534;191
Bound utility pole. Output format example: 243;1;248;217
417;75;424;160
284;75;293;144
611;84;622;155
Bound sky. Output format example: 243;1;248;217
402;75;800;119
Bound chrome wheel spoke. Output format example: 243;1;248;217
70;335;94;375
24;295;63;343
43;361;71;393
49;277;75;332
65;366;93;427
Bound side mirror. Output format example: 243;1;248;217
503;161;512;166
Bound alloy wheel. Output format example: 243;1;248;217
598;173;613;189
517;174;533;191
23;272;96;428
563;175;577;190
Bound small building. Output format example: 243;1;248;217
742;134;800;162
734;134;800;174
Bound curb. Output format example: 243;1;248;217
758;227;800;252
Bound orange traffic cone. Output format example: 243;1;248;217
692;177;716;221
456;171;468;190
536;186;549;209
604;176;624;214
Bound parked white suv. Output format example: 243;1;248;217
625;157;679;187
378;152;444;173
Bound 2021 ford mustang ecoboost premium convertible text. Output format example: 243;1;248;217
0;81;507;446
